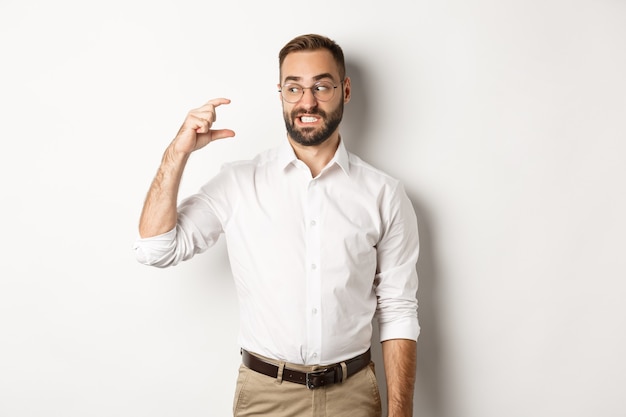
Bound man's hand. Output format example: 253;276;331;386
172;98;235;156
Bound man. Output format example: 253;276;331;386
134;34;419;417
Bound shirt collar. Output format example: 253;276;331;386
333;137;351;176
277;136;351;176
277;137;298;169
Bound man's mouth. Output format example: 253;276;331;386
299;115;320;124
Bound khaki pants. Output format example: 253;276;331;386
233;358;382;417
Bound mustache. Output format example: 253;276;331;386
291;108;327;118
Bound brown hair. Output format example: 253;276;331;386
279;34;346;80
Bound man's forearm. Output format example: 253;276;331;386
382;338;417;417
138;145;189;238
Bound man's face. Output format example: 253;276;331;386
279;50;350;147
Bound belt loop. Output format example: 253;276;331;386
276;361;286;384
340;361;348;383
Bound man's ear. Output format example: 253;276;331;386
343;77;352;103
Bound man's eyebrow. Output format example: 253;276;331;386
283;73;337;83
312;73;336;81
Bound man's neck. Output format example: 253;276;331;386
288;134;340;178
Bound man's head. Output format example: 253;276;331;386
278;34;351;147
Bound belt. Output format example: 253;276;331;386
241;349;371;389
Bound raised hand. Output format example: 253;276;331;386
172;98;236;156
138;98;236;238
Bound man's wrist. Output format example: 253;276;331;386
387;405;413;417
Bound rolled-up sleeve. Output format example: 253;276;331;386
374;183;420;342
133;168;233;268
133;200;224;268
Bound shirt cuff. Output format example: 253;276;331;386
378;316;420;342
133;228;177;266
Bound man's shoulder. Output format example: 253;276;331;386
220;144;282;172
346;151;401;187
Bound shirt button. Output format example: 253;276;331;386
312;352;318;358
310;220;316;226
312;308;318;314
311;264;317;270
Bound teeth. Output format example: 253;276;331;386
301;116;318;123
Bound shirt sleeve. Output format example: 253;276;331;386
133;167;235;268
374;182;420;342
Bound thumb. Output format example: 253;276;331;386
209;129;236;141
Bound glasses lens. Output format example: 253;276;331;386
312;81;335;101
281;84;302;103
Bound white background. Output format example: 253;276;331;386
1;1;625;416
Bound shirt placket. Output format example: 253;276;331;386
304;177;322;364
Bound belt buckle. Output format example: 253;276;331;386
305;368;330;389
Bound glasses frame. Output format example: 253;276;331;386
278;80;344;103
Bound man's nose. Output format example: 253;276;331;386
299;88;318;109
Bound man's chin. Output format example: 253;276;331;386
289;127;327;146
292;137;328;147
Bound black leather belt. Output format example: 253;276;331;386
241;348;371;389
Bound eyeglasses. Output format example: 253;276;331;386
279;80;341;103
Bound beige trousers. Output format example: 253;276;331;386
233;358;382;417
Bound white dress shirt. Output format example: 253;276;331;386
134;138;419;365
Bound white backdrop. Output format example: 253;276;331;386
1;1;625;416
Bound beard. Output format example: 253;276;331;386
283;100;344;147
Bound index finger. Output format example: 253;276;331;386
203;97;231;108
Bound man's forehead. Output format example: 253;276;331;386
280;50;340;81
